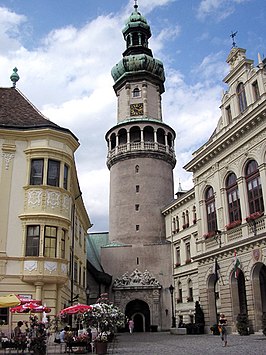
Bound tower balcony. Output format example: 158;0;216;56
106;121;176;168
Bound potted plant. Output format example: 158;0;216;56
236;313;249;335
225;220;242;230
82;294;125;355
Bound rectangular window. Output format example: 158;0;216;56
63;164;69;190
74;261;78;282
175;248;180;266
26;225;40;256
79;263;82;285
225;105;232;124
136;185;140;193
61;229;66;259
252;80;260;101
135;204;139;211
136;225;140;231
30;159;44;185
83;267;86;288
0;308;8;324
47;159;60;186
186;242;191;262
44;226;57;258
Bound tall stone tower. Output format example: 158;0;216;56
102;3;176;331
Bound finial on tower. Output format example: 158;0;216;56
134;0;138;11
230;31;238;48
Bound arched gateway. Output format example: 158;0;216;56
113;269;161;332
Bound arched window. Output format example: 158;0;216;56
245;160;264;214
178;282;183;303
182;212;186;228
186;210;189;226
226;173;241;223
192;206;197;224
237;82;247;113
172;217;176;233
135;165;139;173
205;186;217;233
188;279;193;302
176;216;179;232
132;87;140;98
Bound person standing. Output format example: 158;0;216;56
219;314;228;347
128;319;134;334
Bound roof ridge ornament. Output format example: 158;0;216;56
134;0;138;12
10;67;20;88
230;30;238;48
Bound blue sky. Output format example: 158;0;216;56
0;0;265;232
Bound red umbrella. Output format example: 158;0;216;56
17;297;42;305
10;303;51;314
60;303;92;315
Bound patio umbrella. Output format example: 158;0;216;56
60;303;92;315
0;294;20;308
10;303;51;314
18;297;42;305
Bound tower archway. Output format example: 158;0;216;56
125;299;150;332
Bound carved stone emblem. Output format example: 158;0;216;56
47;191;60;209
113;269;161;288
24;260;37;272
2;152;15;170
44;261;57;273
28;190;42;207
252;248;261;262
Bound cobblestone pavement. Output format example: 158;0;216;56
109;332;266;355
24;332;266;355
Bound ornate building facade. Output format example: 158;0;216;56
101;4;176;331
0;73;91;330
163;47;266;332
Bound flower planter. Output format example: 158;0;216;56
95;341;108;355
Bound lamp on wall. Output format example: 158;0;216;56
169;284;176;328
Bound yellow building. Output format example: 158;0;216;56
0;72;91;330
164;47;266;333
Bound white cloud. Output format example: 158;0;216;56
0;4;225;232
197;0;250;21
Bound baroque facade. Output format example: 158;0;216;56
101;4;176;331
163;47;266;332
0;72;91;330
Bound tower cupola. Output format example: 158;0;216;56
111;3;165;95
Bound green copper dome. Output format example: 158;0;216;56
123;9;151;35
111;54;165;83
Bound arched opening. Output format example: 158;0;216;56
157;128;165;145
130;126;141;143
207;273;218;325
231;269;248;330
125;299;150;332
118;128;127;145
252;262;266;331
110;133;116;150
143;126;154;142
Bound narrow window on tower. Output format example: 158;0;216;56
136;225;140;231
136;185;140;193
135;204;139;211
135;165;139;173
136;257;139;265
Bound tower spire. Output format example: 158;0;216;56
134;0;138;11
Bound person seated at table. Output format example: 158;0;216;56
13;321;27;354
64;326;74;353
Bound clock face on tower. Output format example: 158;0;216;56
130;103;143;116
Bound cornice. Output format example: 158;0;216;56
193;231;266;264
184;105;266;172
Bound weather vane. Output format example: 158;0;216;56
230;31;238;48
